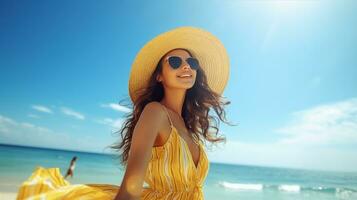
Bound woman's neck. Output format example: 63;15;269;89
160;88;186;117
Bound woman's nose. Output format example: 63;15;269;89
182;62;191;70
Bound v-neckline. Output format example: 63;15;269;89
159;103;201;170
171;125;201;170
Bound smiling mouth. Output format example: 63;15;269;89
177;75;193;78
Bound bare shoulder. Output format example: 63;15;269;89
141;101;166;126
143;101;164;113
134;101;167;137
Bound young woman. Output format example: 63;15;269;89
16;26;231;200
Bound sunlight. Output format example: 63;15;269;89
269;0;319;16
273;0;307;13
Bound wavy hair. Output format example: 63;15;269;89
110;48;234;166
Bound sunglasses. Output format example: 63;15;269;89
165;56;200;70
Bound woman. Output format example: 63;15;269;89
64;156;77;179
16;26;232;200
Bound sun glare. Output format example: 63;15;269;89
271;0;317;16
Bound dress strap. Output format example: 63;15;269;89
161;104;173;127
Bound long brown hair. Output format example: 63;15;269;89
110;48;234;166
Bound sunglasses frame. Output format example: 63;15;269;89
165;56;200;70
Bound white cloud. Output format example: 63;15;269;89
31;105;53;114
206;98;357;172
96;117;125;130
27;114;40;118
60;107;85;120
0;114;110;153
207;139;357;173
0;115;16;135
101;103;131;113
275;98;357;146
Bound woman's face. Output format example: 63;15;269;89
157;49;197;90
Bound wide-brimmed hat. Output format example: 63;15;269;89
128;26;230;103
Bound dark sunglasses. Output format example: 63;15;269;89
165;56;200;70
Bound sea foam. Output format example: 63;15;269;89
278;184;301;193
218;181;263;191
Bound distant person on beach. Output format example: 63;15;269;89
64;156;77;179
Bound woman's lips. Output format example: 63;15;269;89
177;74;193;78
177;76;192;78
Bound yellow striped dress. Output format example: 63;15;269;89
16;105;210;199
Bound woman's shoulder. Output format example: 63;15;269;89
144;101;162;108
140;101;167;121
141;101;168;131
142;101;165;114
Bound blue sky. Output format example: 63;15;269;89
1;0;356;172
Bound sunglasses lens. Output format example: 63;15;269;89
168;56;182;69
187;58;199;70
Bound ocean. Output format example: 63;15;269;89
1;144;357;200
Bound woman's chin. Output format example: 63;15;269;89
181;85;195;90
171;84;194;90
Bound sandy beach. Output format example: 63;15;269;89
0;192;17;200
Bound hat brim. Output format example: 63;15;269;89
129;26;230;103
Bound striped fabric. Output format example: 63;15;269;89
141;124;209;199
16;105;210;199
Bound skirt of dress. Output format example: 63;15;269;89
16;166;121;200
16;166;203;200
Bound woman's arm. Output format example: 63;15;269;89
114;102;165;200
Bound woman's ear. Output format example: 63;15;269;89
156;74;162;82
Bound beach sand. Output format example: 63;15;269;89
0;192;17;200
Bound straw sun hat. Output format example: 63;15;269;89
128;26;230;103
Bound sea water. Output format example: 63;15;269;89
1;144;357;200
